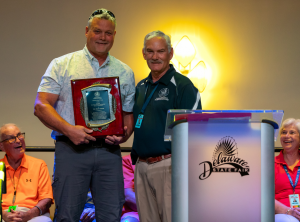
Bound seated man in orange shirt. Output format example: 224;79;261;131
0;123;53;222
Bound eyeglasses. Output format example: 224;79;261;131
88;9;115;21
0;133;25;144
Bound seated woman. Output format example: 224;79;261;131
275;118;300;222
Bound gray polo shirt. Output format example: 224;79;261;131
38;46;135;139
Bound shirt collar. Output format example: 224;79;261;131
4;154;28;170
275;150;300;167
83;45;111;67
144;64;176;86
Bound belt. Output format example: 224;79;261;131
139;154;172;164
55;136;105;147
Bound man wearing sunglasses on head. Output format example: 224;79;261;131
0;123;53;222
34;8;135;222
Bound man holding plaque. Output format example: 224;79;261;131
131;31;202;222
34;8;135;222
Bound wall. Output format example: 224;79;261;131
1;0;300;148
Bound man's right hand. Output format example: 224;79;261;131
80;208;95;222
34;92;97;145
65;125;96;145
2;211;14;222
4;210;27;222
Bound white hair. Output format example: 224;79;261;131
143;30;172;53
87;8;116;29
0;123;19;141
279;118;300;135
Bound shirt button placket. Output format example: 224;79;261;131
97;67;102;78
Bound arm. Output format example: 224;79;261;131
124;188;137;211
275;199;300;219
122;156;137;211
105;67;135;145
178;83;201;110
24;198;52;220
4;198;52;222
123;111;134;142
80;208;95;222
2;211;13;222
275;199;290;214
105;111;134;145
34;92;96;145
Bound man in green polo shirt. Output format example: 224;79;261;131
131;30;202;222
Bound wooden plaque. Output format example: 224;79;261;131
71;77;124;138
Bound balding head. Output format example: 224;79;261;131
0;123;18;141
0;123;25;162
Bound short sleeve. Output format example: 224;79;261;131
121;69;135;112
178;83;202;110
37;59;61;95
38;161;53;201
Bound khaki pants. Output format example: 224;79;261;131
134;158;171;222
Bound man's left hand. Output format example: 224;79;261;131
105;126;128;145
7;209;28;222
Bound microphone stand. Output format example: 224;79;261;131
0;162;6;221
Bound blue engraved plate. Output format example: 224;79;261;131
86;90;110;121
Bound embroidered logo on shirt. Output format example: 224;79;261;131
155;88;169;101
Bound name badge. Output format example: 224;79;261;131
135;114;144;128
289;194;300;208
8;205;17;212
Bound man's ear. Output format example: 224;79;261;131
142;48;146;60
169;47;174;60
85;26;89;38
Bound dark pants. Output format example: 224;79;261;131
53;139;125;222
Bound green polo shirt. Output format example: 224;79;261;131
131;64;202;164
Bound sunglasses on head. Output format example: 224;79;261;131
88;9;115;21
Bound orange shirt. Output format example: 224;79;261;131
1;154;53;210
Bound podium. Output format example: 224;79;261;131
165;110;284;222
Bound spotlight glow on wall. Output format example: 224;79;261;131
187;61;208;93
174;36;196;74
172;35;211;93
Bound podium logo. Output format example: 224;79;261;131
199;136;250;180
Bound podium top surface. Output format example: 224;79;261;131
164;110;284;142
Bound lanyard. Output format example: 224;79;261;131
283;165;300;194
135;82;159;128
7;168;22;205
141;83;159;114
